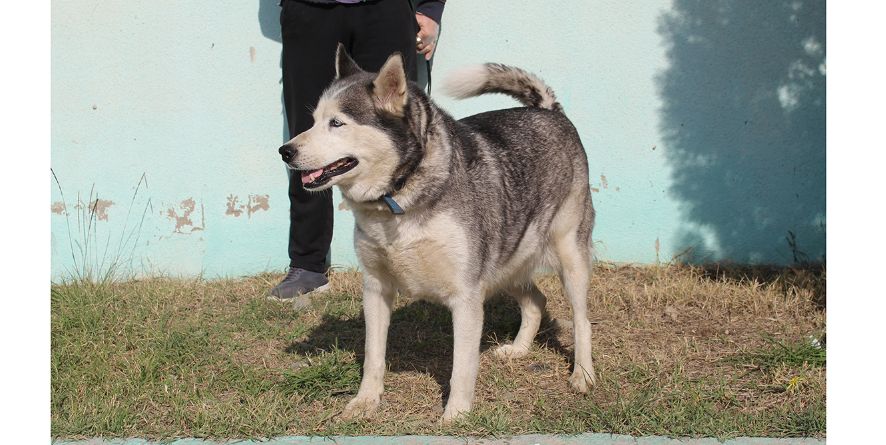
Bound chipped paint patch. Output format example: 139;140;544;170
600;174;609;189
225;194;243;217
166;198;205;233
247;194;269;216
51;201;67;215
86;199;114;221
71;198;114;220
590;187;600;193
249;46;256;63
655;237;661;263
225;194;270;218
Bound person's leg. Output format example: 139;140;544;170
272;1;347;300
347;0;418;81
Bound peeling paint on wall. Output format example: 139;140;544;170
600;175;609;189
70;198;113;220
78;199;113;221
225;194;270;218
249;46;256;63
225;194;243;217
248;194;269;216
655;237;661;263
51;201;67;215
166;198;205;233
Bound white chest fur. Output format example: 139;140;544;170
354;210;469;302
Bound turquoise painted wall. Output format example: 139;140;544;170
51;0;826;280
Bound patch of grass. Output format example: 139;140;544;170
581;370;752;438
454;405;514;436
731;335;826;371
775;399;826;437
51;263;826;439
278;347;361;402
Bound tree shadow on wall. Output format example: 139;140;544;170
658;0;825;265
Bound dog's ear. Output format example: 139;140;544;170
335;43;363;79
372;53;408;116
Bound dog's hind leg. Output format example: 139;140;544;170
552;227;596;393
493;283;546;359
342;270;395;420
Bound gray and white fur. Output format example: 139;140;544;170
279;44;596;423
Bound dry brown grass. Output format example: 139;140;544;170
51;263;825;439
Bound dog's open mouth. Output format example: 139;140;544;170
301;157;358;188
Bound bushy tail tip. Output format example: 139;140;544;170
441;63;563;112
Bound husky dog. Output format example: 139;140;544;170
279;44;596;422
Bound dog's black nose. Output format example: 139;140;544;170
279;144;296;163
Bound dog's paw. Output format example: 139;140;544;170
440;401;471;424
568;368;596;393
492;343;530;359
440;397;471;425
341;394;380;420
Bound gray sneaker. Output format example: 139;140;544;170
267;268;330;305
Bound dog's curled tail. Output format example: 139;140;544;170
441;63;563;112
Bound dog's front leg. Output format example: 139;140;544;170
342;271;395;419
442;298;484;423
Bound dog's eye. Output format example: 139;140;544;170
329;118;345;128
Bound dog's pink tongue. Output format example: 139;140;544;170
301;168;324;185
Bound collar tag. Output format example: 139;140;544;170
382;193;405;215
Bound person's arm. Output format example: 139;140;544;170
415;0;445;60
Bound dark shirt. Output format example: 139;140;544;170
292;0;446;24
414;0;445;24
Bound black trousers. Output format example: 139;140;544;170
280;0;419;273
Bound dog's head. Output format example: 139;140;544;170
279;44;423;203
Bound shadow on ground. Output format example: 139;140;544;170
285;296;567;399
696;263;826;309
658;0;826;264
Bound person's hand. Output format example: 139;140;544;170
415;13;439;61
